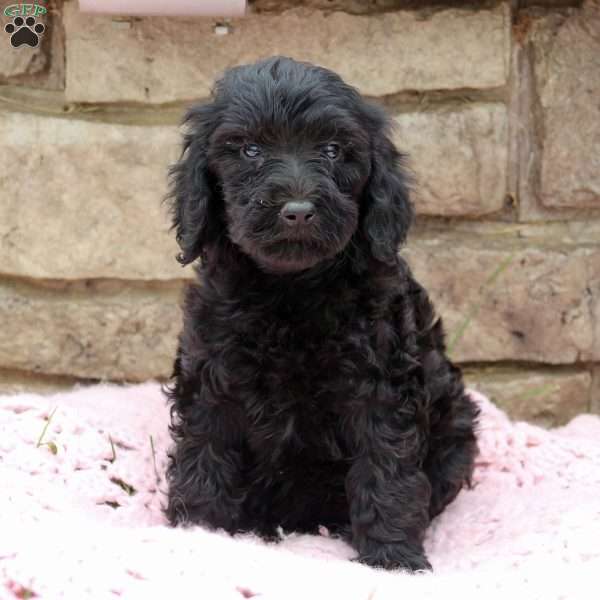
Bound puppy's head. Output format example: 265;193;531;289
169;56;412;273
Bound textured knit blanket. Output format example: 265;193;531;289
1;383;599;599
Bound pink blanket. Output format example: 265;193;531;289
1;383;599;599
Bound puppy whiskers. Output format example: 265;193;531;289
253;195;275;208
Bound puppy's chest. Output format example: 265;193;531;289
238;312;392;457
251;311;380;393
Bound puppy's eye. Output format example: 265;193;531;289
322;143;340;160
242;143;262;159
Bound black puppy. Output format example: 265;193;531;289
164;56;478;571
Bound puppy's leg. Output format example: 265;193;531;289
165;369;247;533
425;388;479;520
166;431;245;532
408;278;479;520
345;411;432;571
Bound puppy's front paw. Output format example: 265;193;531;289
166;491;243;534
356;542;432;572
253;524;282;543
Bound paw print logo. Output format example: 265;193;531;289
4;16;45;48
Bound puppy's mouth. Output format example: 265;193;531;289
256;238;331;273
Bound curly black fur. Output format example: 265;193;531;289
164;56;479;571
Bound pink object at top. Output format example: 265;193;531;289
77;0;247;17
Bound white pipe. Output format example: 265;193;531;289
78;0;247;17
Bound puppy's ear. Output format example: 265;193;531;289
362;121;414;265
168;103;222;265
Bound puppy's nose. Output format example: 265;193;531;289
280;201;316;227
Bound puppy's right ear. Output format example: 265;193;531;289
168;103;222;265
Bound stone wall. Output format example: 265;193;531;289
1;0;598;426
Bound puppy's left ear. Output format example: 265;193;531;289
361;122;414;265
